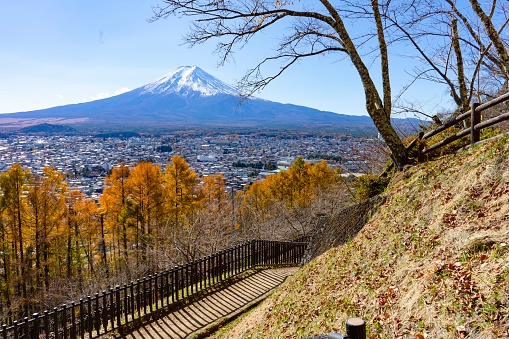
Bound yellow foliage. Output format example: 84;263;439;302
165;155;203;226
241;157;340;214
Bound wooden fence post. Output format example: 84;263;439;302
60;306;68;339
102;292;108;334
170;270;175;303
53;308;59;339
94;294;100;334
79;299;84;339
164;272;170;306
153;275;159;310
417;131;424;162
346;318;366;339
185;265;190;297
471;102;481;145
123;284;129;323
252;241;256;267
142;278;147;314
147;276;153;313
43;311;49;339
12;321;18;339
23;317;29;339
70;303;77;339
87;296;93;338
115;286;121;326
30;313;39;339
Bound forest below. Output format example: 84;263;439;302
0;155;350;322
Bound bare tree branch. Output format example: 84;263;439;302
151;0;410;168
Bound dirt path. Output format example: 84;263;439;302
112;267;298;339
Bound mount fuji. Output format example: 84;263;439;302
0;66;410;133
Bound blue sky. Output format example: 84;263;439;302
0;1;451;117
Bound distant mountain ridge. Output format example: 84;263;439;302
20;123;76;133
0;66;419;134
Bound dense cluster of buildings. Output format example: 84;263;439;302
0;134;384;199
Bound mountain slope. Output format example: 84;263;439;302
0;66;416;133
210;135;509;338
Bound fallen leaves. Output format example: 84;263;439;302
210;138;509;339
442;210;457;226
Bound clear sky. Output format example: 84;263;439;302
0;1;451;117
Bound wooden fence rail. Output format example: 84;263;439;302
0;240;307;339
417;92;509;161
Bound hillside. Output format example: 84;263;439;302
19;123;76;133
210;134;509;338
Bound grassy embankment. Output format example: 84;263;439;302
209;134;509;338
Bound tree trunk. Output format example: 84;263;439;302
16;186;27;303
469;0;509;79
326;1;408;169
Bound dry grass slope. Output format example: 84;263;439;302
210;134;509;339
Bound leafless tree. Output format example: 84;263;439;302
151;0;410;168
387;0;509;118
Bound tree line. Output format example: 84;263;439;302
0;155;348;321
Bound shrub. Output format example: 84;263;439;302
355;174;390;201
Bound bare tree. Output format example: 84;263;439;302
468;0;509;81
387;0;509;118
151;0;409;168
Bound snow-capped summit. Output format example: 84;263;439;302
140;66;238;96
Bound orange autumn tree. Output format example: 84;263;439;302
238;179;274;238
126;162;164;265
198;174;235;251
271;157;339;209
284;157;312;207
202;174;228;209
164;155;203;228
239;157;341;239
307;159;341;192
0;164;30;309
25;167;67;294
66;189;100;285
163;155;204;262
100;164;133;267
264;170;290;205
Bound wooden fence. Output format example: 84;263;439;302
0;239;307;339
416;92;509;160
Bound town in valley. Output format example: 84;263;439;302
0;131;386;199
